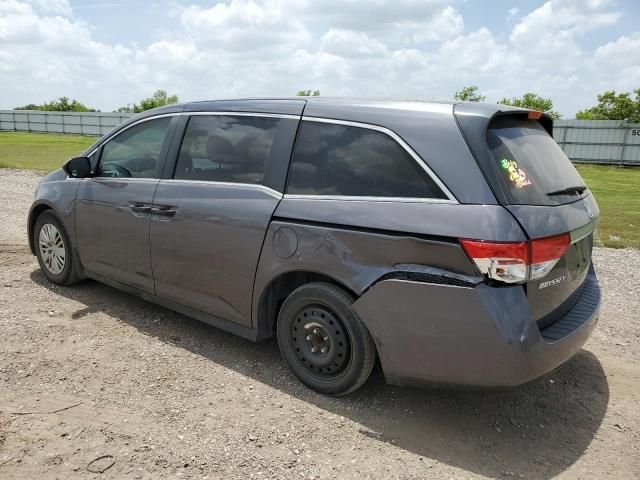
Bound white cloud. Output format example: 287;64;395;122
29;0;72;17
591;32;640;93
511;0;619;45
293;0;453;33
438;28;506;73
594;32;640;70
0;0;636;117
320;29;389;59
180;0;310;52
396;6;464;45
508;0;619;74
0;0;32;16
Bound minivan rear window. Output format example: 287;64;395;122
486;118;587;205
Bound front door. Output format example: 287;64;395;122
75;115;175;293
150;113;297;326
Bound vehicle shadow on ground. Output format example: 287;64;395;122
32;271;609;479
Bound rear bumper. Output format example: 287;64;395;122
352;269;600;388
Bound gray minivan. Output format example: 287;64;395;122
29;98;601;395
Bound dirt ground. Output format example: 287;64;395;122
0;168;639;479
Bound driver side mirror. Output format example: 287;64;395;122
64;156;93;178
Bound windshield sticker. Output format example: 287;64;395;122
500;159;532;189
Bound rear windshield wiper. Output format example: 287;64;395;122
547;185;587;196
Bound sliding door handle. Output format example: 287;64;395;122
151;206;177;218
129;202;152;215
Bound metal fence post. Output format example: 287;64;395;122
619;124;630;167
559;123;569;155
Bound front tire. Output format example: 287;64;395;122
34;211;82;286
277;282;376;396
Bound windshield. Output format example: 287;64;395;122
486;118;587;206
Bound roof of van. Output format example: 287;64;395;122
188;96;457;105
141;97;535;125
181;96;527;114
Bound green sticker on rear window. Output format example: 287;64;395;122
500;159;532;189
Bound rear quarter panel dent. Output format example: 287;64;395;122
351;280;537;386
251;220;479;329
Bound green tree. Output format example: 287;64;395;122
14;97;95;112
117;90;180;113
454;85;486;102
14;103;40;110
296;89;320;96
498;92;561;119
575;89;640;123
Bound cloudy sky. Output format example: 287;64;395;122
1;0;639;117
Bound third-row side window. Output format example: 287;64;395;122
286;121;447;198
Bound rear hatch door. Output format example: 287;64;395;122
461;110;599;324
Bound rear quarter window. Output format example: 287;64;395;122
486;118;587;206
286;121;446;199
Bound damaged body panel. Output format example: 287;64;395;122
252;217;486;337
352;268;600;387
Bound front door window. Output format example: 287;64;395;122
98;117;171;178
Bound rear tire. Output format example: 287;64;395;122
34;211;83;286
277;282;376;396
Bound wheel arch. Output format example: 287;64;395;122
28;202;57;255
255;270;358;341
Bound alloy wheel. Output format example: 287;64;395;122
38;223;66;275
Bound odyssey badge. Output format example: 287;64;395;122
539;275;566;290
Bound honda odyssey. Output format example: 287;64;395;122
29;98;601;395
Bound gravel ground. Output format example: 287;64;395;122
1;168;639;479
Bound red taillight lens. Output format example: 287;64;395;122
460;233;571;284
460;239;529;284
458;240;528;262
531;233;570;263
529;233;570;280
528;110;543;120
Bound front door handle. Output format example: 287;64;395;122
129;202;152;215
151;206;177;218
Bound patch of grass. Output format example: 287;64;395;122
575;164;640;250
0;132;95;172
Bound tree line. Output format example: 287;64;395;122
453;85;640;122
13;90;179;114
12;87;640;122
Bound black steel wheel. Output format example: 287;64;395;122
277;282;376;396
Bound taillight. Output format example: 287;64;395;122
529;233;570;280
460;233;570;284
